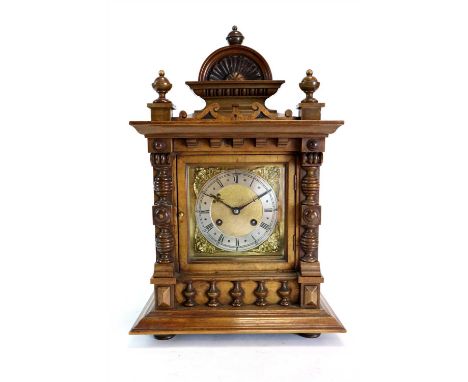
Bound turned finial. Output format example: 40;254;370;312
226;25;244;45
152;69;172;103
299;69;320;103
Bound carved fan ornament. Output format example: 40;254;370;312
208;55;263;80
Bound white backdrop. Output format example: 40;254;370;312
1;0;468;381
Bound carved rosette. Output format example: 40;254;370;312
152;153;173;201
151;152;175;265
300;146;323;263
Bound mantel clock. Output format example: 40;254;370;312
129;26;345;339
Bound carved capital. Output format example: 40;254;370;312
150;153;172;167
302;152;323;166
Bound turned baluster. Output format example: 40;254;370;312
206;280;221;307
277;280;291;306
183;281;196;307
229;281;244;307
254;280;268;306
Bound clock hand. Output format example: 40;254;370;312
205;193;236;210
237;189;272;211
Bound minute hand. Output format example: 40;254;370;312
237;189;272;211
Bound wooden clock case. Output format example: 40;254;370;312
129;26;345;339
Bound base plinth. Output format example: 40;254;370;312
130;293;345;336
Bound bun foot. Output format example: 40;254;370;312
153;334;175;340
297;333;321;338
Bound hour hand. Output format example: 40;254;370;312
205;193;235;209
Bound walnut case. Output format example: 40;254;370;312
129;26;345;339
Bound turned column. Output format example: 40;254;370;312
152;151;175;265
148;70;176;309
299;148;322;263
297;69;326;309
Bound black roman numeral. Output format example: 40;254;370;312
264;208;274;212
197;209;210;214
216;179;223;187
235;238;239;248
205;223;214;232
217;234;224;244
260;222;271;230
233;173;239;183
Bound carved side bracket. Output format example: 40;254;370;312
194;102;276;121
195;103;221;120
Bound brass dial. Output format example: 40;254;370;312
195;169;278;252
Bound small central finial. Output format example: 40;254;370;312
226;25;244;45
